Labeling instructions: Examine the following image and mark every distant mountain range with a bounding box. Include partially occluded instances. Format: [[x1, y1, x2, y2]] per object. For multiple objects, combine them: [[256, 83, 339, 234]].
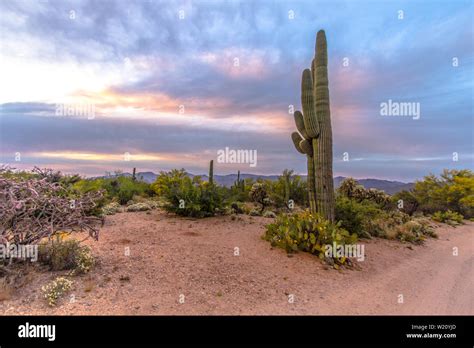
[[95, 172, 414, 195]]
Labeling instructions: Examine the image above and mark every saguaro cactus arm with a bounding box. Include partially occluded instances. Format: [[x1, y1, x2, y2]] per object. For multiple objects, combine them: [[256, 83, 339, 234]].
[[291, 132, 306, 154], [301, 69, 320, 139], [293, 111, 309, 140]]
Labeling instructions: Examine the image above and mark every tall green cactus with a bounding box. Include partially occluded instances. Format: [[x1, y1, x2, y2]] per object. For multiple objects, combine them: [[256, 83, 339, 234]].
[[291, 30, 335, 222], [209, 160, 214, 185]]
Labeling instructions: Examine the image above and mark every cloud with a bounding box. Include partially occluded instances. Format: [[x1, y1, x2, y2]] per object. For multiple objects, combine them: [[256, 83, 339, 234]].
[[0, 0, 472, 181]]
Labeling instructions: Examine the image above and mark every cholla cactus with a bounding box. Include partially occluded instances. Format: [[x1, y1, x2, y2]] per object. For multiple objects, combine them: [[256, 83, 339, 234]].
[[337, 178, 364, 199], [291, 30, 335, 221], [249, 182, 269, 213], [366, 188, 391, 206], [338, 178, 391, 206]]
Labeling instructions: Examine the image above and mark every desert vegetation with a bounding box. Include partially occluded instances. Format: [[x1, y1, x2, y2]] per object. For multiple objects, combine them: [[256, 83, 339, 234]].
[[0, 30, 472, 313], [0, 162, 472, 308]]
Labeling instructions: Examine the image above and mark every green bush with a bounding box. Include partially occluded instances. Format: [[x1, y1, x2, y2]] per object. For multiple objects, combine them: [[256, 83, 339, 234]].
[[334, 196, 431, 241], [392, 190, 419, 215], [73, 175, 153, 206], [269, 169, 308, 209], [229, 178, 253, 202], [264, 211, 357, 265], [413, 169, 473, 218], [335, 197, 385, 238], [432, 210, 464, 225], [151, 169, 225, 217], [38, 238, 95, 274]]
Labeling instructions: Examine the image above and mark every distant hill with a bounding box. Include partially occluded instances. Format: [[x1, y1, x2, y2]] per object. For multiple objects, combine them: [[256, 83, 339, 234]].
[[333, 176, 414, 195], [93, 172, 414, 195]]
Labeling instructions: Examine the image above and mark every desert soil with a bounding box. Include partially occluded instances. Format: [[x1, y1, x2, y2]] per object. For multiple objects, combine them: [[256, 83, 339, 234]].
[[0, 210, 472, 315]]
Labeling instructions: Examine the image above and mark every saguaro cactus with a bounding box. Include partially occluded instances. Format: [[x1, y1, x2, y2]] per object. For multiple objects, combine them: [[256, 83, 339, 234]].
[[291, 30, 335, 222], [209, 160, 214, 185]]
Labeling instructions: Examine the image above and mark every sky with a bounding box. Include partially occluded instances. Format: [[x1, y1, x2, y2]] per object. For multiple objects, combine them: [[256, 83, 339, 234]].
[[0, 0, 473, 182]]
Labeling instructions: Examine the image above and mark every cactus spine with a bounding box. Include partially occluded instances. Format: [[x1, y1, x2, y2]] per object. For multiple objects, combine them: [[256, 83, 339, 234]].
[[209, 160, 214, 185], [291, 30, 335, 222]]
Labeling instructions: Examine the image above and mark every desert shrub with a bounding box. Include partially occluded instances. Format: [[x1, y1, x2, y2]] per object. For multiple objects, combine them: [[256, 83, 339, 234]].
[[335, 196, 427, 240], [228, 177, 253, 202], [126, 202, 151, 212], [239, 202, 256, 215], [151, 169, 224, 217], [249, 209, 260, 216], [365, 214, 436, 243], [38, 239, 94, 274], [230, 202, 244, 214], [412, 218, 438, 238], [392, 190, 419, 215], [335, 197, 385, 238], [263, 210, 277, 218], [396, 221, 425, 244], [264, 211, 357, 265], [102, 202, 122, 215], [413, 169, 474, 217], [73, 175, 154, 206], [363, 210, 411, 238], [128, 195, 160, 207], [0, 166, 103, 246], [395, 219, 437, 243], [249, 183, 270, 213], [269, 169, 308, 209], [432, 210, 464, 225], [105, 176, 151, 205], [41, 277, 73, 306]]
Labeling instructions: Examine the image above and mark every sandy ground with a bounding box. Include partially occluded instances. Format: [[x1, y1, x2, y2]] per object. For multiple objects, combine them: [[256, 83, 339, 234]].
[[0, 210, 472, 315]]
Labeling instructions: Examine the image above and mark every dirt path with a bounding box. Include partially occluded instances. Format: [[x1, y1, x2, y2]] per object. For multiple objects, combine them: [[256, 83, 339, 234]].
[[1, 211, 472, 315]]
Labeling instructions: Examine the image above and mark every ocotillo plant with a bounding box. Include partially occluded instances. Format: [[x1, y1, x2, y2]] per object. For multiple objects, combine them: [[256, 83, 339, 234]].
[[209, 160, 214, 185], [291, 30, 335, 222]]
